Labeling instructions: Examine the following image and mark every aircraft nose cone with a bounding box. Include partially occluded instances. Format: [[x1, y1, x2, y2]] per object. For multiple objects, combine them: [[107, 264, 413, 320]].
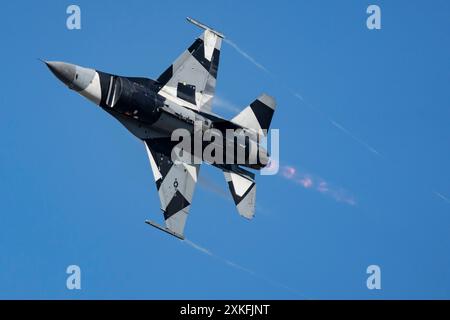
[[44, 61, 76, 87]]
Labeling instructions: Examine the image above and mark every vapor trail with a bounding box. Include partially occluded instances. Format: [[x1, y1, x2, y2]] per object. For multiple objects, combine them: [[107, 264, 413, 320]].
[[183, 239, 305, 298], [292, 92, 382, 157], [225, 38, 381, 158], [213, 95, 241, 113], [184, 239, 213, 256], [328, 119, 381, 156], [223, 38, 270, 74], [434, 191, 450, 205]]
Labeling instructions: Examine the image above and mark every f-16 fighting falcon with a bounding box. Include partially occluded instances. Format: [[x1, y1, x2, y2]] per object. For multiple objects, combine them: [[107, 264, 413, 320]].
[[44, 18, 277, 240]]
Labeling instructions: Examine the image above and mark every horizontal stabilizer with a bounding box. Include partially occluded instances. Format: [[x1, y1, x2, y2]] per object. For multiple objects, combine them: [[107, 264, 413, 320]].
[[223, 167, 256, 219], [232, 93, 276, 135]]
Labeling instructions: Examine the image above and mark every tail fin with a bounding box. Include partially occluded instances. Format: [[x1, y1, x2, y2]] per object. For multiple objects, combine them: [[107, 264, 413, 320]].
[[223, 166, 256, 219], [231, 93, 276, 134]]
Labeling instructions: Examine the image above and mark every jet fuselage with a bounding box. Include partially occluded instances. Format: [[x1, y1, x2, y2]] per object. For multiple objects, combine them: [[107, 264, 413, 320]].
[[45, 61, 269, 170]]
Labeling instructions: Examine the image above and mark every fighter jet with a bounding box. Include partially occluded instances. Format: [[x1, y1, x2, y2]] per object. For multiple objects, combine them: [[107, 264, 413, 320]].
[[44, 18, 277, 240]]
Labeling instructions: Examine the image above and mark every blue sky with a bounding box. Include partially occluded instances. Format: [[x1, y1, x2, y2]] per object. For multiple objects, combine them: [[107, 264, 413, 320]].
[[1, 0, 449, 299]]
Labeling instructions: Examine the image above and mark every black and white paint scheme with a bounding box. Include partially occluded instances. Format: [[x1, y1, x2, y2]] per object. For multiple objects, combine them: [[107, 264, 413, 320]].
[[44, 18, 277, 240]]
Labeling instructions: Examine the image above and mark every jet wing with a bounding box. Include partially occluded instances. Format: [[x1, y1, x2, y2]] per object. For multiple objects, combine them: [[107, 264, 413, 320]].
[[144, 140, 200, 239], [156, 18, 223, 113]]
